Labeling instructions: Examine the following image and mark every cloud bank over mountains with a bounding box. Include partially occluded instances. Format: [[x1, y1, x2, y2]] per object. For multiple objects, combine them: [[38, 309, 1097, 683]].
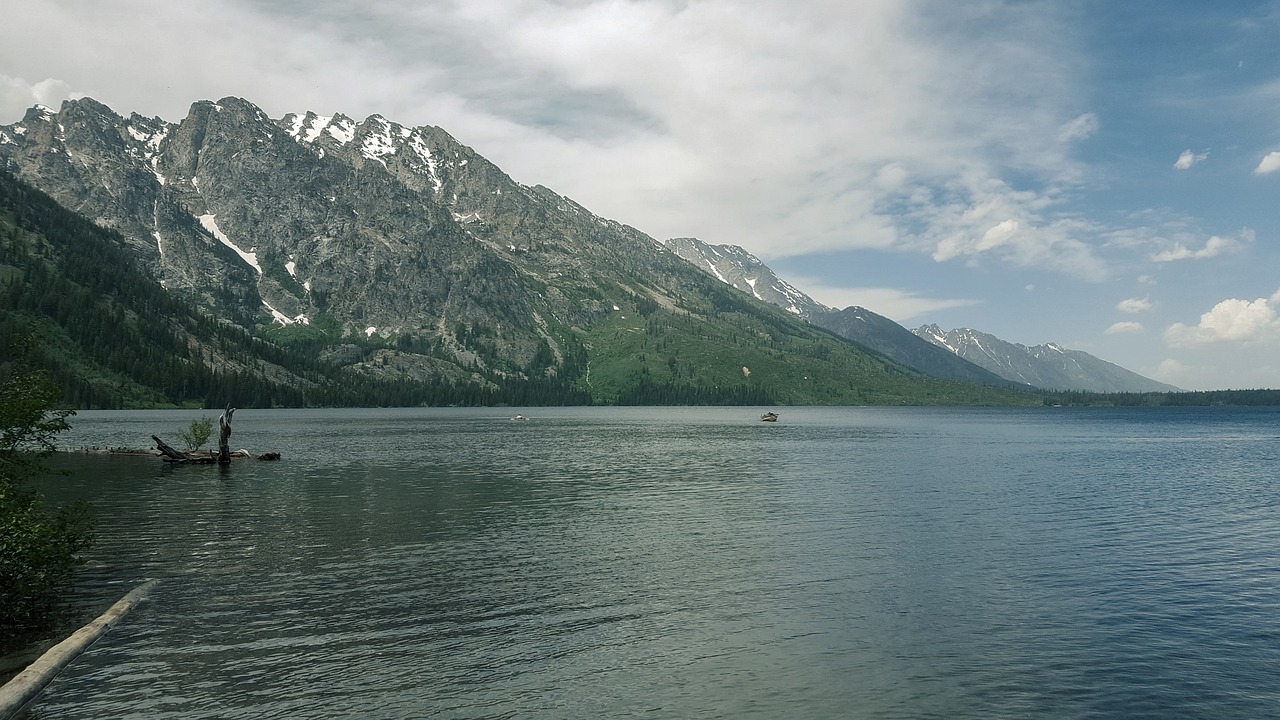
[[3, 0, 1280, 389]]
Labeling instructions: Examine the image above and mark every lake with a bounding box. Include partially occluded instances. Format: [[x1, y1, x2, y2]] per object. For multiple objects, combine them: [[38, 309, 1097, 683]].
[[21, 406, 1280, 718]]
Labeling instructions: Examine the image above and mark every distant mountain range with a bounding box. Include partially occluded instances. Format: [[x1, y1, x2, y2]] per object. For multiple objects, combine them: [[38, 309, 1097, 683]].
[[666, 237, 1179, 393], [0, 96, 1034, 407], [910, 325, 1181, 393]]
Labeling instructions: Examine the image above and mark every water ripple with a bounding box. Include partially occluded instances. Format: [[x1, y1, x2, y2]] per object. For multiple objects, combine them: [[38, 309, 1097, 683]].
[[27, 406, 1280, 719]]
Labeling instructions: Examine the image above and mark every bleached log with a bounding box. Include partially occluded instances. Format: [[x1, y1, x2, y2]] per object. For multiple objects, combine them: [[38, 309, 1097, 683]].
[[0, 581, 157, 719]]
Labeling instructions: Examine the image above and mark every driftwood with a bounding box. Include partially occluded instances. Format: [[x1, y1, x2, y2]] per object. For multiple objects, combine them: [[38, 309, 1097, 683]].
[[151, 408, 280, 464], [152, 435, 216, 464], [0, 580, 158, 718]]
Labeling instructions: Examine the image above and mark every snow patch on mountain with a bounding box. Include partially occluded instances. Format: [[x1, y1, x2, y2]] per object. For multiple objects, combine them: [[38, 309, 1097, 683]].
[[198, 214, 261, 274], [283, 112, 347, 146], [304, 116, 330, 143], [407, 133, 443, 194], [328, 116, 356, 144], [702, 258, 727, 283], [361, 117, 398, 166], [668, 237, 823, 319]]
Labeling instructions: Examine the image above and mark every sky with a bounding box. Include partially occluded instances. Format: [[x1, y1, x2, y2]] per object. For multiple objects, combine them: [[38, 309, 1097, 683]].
[[2, 0, 1279, 390]]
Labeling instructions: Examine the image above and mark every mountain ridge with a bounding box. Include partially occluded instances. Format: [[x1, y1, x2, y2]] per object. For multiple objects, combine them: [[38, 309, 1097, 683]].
[[666, 237, 1017, 387], [664, 236, 1177, 394], [911, 324, 1182, 393], [1, 96, 1033, 407]]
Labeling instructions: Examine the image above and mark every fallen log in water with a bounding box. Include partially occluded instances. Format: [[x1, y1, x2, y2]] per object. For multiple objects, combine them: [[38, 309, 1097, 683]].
[[151, 409, 281, 463], [0, 580, 158, 720], [152, 435, 216, 463]]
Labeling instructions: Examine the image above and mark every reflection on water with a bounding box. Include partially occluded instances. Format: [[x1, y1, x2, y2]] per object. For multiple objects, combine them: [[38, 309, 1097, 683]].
[[25, 406, 1280, 718]]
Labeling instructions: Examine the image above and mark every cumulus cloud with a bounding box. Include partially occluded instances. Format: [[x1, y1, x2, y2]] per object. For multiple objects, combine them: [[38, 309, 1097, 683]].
[[1151, 358, 1191, 383], [1256, 151, 1280, 175], [1174, 149, 1207, 170], [1105, 321, 1144, 335], [1150, 230, 1251, 262], [1116, 297, 1153, 313], [1165, 289, 1280, 346], [0, 0, 1114, 280], [0, 75, 84, 120], [927, 194, 1108, 281]]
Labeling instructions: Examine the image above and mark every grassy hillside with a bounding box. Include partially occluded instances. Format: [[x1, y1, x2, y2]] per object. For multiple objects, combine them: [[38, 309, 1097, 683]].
[[575, 285, 1035, 406]]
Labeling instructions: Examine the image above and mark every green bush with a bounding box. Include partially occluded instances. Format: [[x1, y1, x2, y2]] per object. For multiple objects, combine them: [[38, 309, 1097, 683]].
[[178, 416, 214, 452], [0, 483, 93, 637], [0, 366, 95, 642]]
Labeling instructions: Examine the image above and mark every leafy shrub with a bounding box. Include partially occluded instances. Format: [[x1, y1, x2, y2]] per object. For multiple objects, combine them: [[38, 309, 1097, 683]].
[[178, 416, 214, 452], [0, 367, 95, 643], [0, 483, 94, 639]]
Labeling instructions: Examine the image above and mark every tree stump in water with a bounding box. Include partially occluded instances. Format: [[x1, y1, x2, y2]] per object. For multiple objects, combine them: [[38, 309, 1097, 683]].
[[217, 407, 235, 465], [152, 407, 275, 464]]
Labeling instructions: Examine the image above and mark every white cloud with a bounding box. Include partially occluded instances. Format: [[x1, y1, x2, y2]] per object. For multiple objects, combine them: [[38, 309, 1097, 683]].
[[1150, 358, 1191, 383], [1150, 230, 1251, 262], [1116, 297, 1153, 313], [1164, 289, 1280, 346], [1105, 321, 1144, 335], [1256, 151, 1280, 175], [791, 279, 979, 323], [1174, 149, 1207, 170], [0, 0, 1113, 280], [1058, 113, 1099, 143], [928, 200, 1108, 281], [0, 75, 84, 120]]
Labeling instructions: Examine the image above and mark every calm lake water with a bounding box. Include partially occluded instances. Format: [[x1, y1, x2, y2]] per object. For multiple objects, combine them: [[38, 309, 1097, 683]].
[[22, 406, 1280, 718]]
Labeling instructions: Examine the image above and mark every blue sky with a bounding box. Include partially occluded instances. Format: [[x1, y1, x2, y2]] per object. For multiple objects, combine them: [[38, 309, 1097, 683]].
[[2, 0, 1278, 390]]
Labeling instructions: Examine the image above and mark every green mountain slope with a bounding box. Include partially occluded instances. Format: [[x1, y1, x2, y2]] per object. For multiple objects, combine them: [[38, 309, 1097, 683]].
[[1, 96, 1050, 408], [1, 168, 1039, 407], [576, 282, 1031, 405]]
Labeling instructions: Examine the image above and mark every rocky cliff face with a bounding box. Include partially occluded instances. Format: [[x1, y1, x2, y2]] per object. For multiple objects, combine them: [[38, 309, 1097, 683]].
[[0, 96, 720, 383], [912, 325, 1182, 393], [10, 95, 1016, 406]]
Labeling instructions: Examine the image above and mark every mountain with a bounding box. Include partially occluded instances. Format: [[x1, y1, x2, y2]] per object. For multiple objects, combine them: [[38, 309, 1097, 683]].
[[0, 168, 548, 408], [0, 97, 1033, 407], [662, 237, 1178, 395], [665, 238, 823, 318], [665, 237, 1014, 387], [911, 325, 1182, 393]]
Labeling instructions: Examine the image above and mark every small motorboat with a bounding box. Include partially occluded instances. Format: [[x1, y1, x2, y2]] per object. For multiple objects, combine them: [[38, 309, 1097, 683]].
[[513, 414, 527, 421], [760, 412, 779, 422]]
